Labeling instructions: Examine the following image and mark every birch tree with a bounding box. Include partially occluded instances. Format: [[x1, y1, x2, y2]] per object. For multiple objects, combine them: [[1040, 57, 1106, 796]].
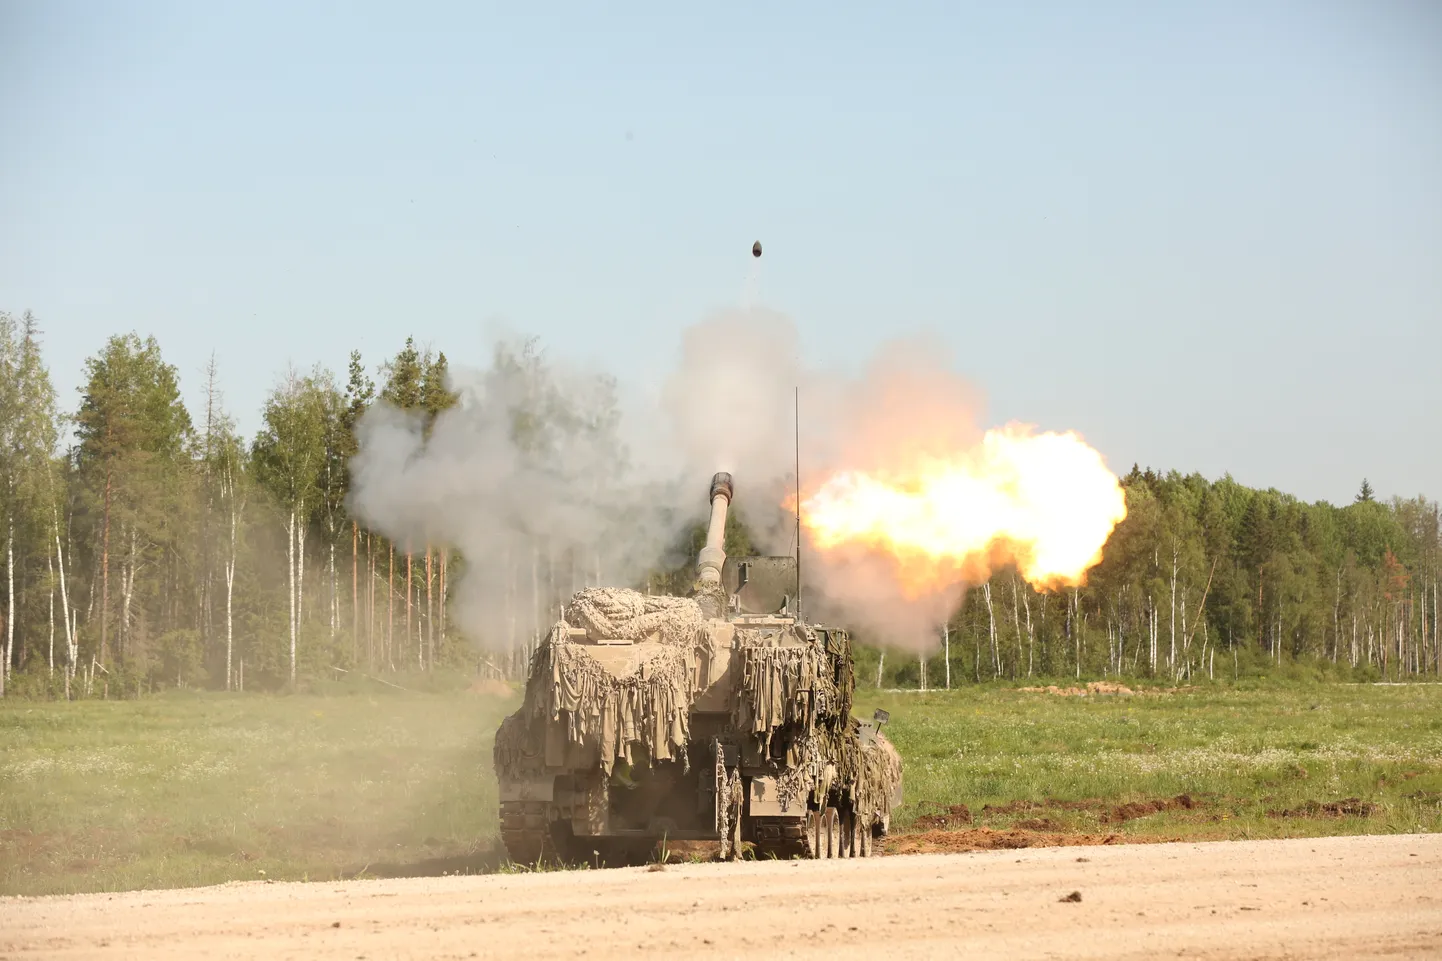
[[252, 368, 329, 686]]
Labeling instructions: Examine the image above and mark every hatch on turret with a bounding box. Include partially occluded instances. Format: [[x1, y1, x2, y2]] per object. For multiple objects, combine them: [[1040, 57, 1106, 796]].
[[722, 555, 798, 616]]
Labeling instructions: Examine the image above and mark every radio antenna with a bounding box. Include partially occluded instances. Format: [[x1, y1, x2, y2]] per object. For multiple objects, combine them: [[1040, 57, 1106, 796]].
[[795, 385, 802, 621]]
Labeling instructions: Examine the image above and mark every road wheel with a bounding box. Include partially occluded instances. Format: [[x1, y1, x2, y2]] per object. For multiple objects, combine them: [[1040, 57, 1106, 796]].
[[805, 810, 823, 859], [857, 818, 873, 858], [821, 808, 841, 859], [838, 810, 854, 858]]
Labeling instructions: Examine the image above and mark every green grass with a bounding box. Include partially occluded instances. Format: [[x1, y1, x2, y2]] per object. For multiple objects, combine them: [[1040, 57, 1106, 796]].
[[3, 680, 1440, 895], [854, 682, 1442, 842], [0, 683, 516, 895]]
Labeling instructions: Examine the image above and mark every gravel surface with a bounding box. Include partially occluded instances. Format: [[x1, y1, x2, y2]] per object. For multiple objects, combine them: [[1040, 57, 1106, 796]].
[[2, 833, 1439, 959]]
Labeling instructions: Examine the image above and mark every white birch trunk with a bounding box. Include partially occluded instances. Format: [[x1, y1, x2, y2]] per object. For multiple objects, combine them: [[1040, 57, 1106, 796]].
[[287, 509, 297, 685], [943, 623, 951, 689], [1009, 576, 1023, 680], [982, 582, 999, 678], [120, 528, 138, 660], [1169, 548, 1178, 673], [48, 553, 55, 675], [1021, 586, 1034, 677], [4, 519, 13, 692], [297, 509, 307, 656], [329, 540, 338, 638], [54, 520, 74, 678], [225, 510, 237, 691], [1074, 589, 1082, 679]]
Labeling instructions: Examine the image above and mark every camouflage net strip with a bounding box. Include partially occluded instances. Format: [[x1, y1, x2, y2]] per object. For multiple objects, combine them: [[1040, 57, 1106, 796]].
[[564, 588, 703, 645], [852, 735, 904, 826], [733, 646, 843, 753], [493, 624, 701, 778], [772, 728, 903, 826]]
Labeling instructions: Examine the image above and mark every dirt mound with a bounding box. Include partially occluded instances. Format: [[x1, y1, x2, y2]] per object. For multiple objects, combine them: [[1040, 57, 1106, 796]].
[[1018, 681, 1135, 696], [1267, 798, 1376, 819], [1102, 795, 1196, 824], [467, 678, 514, 697], [912, 804, 973, 830]]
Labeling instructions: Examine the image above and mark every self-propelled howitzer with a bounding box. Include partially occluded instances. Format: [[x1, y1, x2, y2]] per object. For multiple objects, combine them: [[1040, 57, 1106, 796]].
[[493, 472, 903, 864]]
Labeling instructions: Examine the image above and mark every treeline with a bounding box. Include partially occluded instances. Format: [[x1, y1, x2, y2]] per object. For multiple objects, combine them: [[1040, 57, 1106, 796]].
[[887, 470, 1441, 687], [1, 310, 1438, 698]]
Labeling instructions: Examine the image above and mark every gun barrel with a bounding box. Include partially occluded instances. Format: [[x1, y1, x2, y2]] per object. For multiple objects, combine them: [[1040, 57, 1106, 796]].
[[696, 472, 733, 585]]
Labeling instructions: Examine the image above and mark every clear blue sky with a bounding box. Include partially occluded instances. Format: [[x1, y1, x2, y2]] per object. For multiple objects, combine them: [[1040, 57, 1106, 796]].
[[2, 1, 1438, 505]]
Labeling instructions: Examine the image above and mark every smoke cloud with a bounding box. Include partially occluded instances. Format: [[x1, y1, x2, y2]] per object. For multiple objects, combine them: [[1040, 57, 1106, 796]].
[[348, 308, 993, 656]]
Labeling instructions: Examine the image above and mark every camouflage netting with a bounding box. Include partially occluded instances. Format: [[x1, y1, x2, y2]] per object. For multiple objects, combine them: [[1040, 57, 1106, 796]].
[[733, 645, 842, 754], [564, 587, 704, 645], [493, 622, 702, 779], [774, 728, 903, 825]]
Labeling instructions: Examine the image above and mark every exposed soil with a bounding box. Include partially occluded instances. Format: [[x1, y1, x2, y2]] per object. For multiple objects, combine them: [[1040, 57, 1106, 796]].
[[1268, 797, 1377, 819], [912, 803, 973, 830], [3, 834, 1436, 960], [887, 827, 1132, 854], [900, 792, 1382, 852]]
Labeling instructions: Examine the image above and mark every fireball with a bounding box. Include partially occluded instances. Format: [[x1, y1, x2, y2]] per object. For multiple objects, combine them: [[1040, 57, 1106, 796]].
[[800, 424, 1126, 597]]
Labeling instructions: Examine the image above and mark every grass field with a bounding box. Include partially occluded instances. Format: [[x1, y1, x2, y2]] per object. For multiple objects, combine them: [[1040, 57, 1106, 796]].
[[856, 682, 1442, 848], [2, 679, 1440, 894]]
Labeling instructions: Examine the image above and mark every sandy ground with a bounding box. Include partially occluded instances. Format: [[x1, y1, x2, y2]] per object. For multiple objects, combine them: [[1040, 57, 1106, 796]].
[[2, 833, 1439, 960]]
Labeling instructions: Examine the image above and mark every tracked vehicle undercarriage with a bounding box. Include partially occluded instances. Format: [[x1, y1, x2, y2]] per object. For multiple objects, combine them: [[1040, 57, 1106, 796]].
[[493, 472, 903, 864]]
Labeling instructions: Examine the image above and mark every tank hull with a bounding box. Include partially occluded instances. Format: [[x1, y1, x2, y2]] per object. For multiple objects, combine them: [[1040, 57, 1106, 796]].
[[494, 595, 903, 865]]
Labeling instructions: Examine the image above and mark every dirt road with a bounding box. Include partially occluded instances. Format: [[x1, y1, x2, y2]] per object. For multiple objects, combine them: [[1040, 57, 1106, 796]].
[[2, 833, 1439, 960]]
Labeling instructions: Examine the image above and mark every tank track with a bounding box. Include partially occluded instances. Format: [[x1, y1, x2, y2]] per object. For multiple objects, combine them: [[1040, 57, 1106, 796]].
[[500, 826, 554, 867]]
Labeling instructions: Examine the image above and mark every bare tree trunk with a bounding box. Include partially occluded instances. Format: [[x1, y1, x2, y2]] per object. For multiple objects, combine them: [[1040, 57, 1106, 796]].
[[1333, 569, 1342, 664], [1148, 595, 1157, 673], [99, 468, 112, 665], [1169, 547, 1178, 673], [982, 581, 999, 678], [425, 547, 434, 670], [1021, 584, 1034, 677], [386, 545, 394, 670], [1009, 575, 1023, 680], [54, 517, 74, 680], [287, 509, 297, 686], [120, 526, 138, 662], [1074, 589, 1083, 678], [1351, 611, 1358, 667], [439, 551, 447, 646], [943, 622, 951, 689], [406, 552, 416, 669], [351, 522, 358, 663], [296, 508, 307, 679], [4, 519, 14, 692], [224, 502, 237, 691], [367, 534, 375, 669], [876, 649, 885, 689], [48, 553, 55, 676]]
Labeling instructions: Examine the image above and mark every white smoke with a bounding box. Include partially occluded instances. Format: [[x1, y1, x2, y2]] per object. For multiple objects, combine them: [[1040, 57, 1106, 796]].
[[349, 308, 988, 654]]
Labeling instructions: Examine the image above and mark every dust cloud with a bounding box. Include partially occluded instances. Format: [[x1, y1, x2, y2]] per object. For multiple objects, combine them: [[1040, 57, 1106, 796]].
[[348, 308, 992, 655]]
